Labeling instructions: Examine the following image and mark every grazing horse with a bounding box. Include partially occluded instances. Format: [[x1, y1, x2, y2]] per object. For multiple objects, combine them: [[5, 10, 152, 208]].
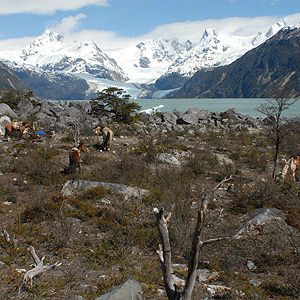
[[280, 155, 300, 182], [69, 142, 86, 173], [5, 121, 35, 141], [95, 126, 114, 151]]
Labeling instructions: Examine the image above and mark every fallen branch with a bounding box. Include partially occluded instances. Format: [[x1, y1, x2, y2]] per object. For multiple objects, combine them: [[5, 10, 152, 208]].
[[23, 246, 62, 287]]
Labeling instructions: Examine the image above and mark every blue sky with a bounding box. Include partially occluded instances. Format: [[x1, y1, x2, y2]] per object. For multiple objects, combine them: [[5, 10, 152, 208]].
[[0, 0, 299, 51]]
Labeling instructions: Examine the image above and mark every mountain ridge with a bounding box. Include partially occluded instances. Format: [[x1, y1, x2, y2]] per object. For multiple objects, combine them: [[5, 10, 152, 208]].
[[0, 61, 30, 92], [171, 26, 300, 98], [0, 19, 298, 99]]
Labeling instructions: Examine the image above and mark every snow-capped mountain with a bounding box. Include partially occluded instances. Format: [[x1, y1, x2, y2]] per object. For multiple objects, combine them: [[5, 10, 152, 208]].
[[163, 19, 287, 79], [172, 25, 300, 98], [6, 30, 129, 82], [0, 19, 293, 99], [108, 38, 192, 84]]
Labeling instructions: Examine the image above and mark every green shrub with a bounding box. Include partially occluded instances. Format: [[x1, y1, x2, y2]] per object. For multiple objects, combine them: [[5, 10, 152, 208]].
[[79, 186, 108, 201]]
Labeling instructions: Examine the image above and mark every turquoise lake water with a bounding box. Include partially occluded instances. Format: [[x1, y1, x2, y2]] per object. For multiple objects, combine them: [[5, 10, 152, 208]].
[[134, 98, 300, 118], [60, 98, 300, 118]]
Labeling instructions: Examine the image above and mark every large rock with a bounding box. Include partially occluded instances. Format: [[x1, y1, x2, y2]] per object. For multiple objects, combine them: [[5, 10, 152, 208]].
[[62, 180, 150, 200], [177, 113, 199, 125], [185, 107, 211, 120], [17, 100, 35, 117], [197, 110, 212, 120], [95, 276, 143, 300], [161, 112, 177, 125], [185, 107, 201, 114], [59, 105, 82, 117], [234, 207, 287, 239], [0, 103, 17, 119], [156, 153, 181, 166]]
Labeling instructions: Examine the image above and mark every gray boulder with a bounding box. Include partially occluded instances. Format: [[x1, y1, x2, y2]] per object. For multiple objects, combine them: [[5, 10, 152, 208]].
[[58, 106, 83, 119], [244, 115, 259, 128], [172, 124, 184, 132], [0, 103, 17, 119], [17, 100, 35, 117], [247, 207, 286, 225], [177, 113, 199, 125], [185, 107, 201, 114], [139, 112, 151, 122], [225, 108, 246, 123], [161, 112, 177, 125], [198, 110, 212, 120], [95, 276, 143, 300], [234, 207, 287, 239], [62, 180, 150, 200], [156, 153, 181, 166]]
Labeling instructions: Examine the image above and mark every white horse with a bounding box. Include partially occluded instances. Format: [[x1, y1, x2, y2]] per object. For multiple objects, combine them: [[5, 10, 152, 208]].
[[280, 155, 300, 182]]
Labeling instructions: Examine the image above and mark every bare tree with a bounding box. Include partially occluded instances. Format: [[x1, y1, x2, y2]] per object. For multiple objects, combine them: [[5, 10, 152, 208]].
[[256, 89, 299, 180], [154, 176, 231, 300]]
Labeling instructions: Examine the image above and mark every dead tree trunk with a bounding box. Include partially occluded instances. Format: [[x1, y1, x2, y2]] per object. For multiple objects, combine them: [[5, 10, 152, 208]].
[[154, 176, 231, 300], [71, 123, 80, 146]]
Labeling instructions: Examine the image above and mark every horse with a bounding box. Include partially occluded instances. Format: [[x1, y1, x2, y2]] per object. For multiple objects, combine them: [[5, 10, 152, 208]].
[[4, 121, 35, 141], [280, 155, 300, 182], [95, 126, 114, 151], [69, 142, 87, 173]]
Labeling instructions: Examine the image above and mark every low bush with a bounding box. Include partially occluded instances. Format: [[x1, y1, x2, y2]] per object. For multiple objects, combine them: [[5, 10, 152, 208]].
[[230, 181, 278, 214]]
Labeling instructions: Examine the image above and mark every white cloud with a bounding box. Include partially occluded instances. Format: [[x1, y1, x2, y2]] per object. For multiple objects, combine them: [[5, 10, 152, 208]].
[[48, 14, 87, 35], [1, 13, 300, 56], [50, 14, 296, 54], [0, 0, 108, 15], [142, 16, 279, 43], [285, 13, 300, 26]]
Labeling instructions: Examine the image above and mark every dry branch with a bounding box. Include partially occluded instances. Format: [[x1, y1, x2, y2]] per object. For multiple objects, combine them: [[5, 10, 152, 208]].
[[2, 226, 18, 248], [23, 246, 61, 287]]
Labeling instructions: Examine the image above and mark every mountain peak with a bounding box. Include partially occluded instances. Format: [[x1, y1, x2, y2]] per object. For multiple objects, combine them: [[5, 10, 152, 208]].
[[203, 28, 217, 38], [265, 18, 287, 38], [31, 30, 63, 48], [21, 30, 63, 60]]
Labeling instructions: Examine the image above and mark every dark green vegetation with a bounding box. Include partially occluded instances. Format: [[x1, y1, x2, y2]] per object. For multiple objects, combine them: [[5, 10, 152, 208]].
[[0, 113, 300, 299], [91, 87, 141, 124], [172, 27, 300, 98]]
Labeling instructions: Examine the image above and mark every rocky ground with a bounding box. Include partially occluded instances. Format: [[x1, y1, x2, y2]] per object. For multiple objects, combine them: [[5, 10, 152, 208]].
[[0, 98, 299, 300]]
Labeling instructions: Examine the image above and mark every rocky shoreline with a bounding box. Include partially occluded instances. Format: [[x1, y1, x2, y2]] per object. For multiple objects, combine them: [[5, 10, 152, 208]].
[[0, 99, 264, 137]]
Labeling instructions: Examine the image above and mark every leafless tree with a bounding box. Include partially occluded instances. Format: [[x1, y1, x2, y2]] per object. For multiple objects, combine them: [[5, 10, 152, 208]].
[[154, 176, 231, 300], [256, 88, 299, 180]]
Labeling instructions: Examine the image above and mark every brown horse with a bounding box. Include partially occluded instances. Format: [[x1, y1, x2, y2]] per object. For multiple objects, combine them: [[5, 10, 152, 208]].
[[69, 142, 86, 173], [95, 126, 114, 151], [4, 121, 35, 141]]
